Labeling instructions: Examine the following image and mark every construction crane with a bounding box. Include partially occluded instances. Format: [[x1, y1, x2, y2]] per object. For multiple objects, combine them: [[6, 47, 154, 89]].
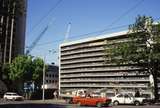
[[64, 22, 71, 42], [26, 19, 55, 55], [26, 26, 48, 55]]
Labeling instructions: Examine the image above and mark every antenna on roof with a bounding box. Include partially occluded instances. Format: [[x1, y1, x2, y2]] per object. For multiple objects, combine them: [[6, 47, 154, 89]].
[[64, 22, 71, 42]]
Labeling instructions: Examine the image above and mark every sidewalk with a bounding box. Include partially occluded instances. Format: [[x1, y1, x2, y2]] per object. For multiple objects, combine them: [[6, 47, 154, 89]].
[[0, 99, 67, 105], [32, 99, 66, 104]]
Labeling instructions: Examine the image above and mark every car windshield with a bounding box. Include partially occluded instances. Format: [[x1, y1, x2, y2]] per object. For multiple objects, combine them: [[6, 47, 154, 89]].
[[6, 93, 17, 95], [117, 94, 123, 97], [12, 93, 18, 96]]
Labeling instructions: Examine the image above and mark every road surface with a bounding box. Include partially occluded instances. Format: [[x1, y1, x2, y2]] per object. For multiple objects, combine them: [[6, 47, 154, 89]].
[[0, 99, 160, 108]]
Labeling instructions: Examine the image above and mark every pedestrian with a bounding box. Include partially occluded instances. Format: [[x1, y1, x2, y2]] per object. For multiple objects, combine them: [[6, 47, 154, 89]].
[[53, 91, 57, 99], [135, 89, 140, 97]]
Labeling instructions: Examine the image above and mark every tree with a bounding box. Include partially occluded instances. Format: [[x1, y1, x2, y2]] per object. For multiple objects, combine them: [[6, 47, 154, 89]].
[[4, 55, 45, 92], [1, 63, 12, 91], [104, 15, 160, 100], [32, 57, 44, 88], [8, 55, 32, 91], [9, 55, 32, 81]]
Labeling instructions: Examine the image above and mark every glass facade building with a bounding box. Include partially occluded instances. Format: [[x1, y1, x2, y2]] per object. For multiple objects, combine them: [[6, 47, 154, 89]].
[[0, 0, 27, 65]]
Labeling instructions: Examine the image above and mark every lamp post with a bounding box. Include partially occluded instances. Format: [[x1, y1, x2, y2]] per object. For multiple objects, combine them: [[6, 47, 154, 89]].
[[42, 49, 56, 101], [145, 18, 155, 99], [42, 56, 46, 101]]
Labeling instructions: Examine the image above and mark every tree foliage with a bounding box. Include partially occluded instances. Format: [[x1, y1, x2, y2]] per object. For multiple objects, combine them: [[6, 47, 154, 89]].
[[9, 55, 32, 81], [32, 57, 44, 84], [104, 15, 160, 99], [105, 15, 160, 68], [4, 55, 45, 91]]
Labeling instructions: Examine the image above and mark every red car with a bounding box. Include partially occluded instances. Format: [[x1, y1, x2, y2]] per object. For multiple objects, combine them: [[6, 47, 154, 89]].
[[71, 96, 111, 107]]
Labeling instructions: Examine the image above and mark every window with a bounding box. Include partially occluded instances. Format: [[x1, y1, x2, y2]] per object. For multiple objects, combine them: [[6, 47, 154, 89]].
[[117, 94, 123, 97], [124, 94, 129, 98], [6, 94, 12, 96]]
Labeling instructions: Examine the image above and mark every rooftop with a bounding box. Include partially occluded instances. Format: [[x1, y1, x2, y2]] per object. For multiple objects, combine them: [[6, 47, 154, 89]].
[[60, 30, 128, 47]]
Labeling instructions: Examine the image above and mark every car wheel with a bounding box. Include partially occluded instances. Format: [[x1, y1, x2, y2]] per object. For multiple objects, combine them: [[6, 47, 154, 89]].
[[12, 98, 15, 101], [4, 98, 7, 101], [96, 102, 102, 108], [113, 101, 119, 106], [21, 98, 24, 101], [135, 101, 140, 106], [66, 99, 72, 104], [77, 101, 81, 106]]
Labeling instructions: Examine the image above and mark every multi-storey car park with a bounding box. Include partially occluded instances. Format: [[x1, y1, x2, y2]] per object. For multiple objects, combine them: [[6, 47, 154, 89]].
[[59, 31, 160, 98]]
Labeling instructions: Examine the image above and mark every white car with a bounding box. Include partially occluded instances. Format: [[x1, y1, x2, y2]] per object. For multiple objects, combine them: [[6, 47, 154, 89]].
[[3, 92, 24, 101], [111, 93, 146, 106]]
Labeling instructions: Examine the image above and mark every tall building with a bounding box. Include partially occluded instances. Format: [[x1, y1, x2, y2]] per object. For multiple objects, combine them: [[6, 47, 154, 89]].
[[44, 64, 59, 90], [0, 0, 27, 92], [40, 64, 58, 99], [0, 0, 27, 65], [59, 31, 160, 98]]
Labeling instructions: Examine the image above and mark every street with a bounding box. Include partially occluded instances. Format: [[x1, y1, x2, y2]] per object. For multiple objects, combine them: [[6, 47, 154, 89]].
[[66, 105, 160, 108], [0, 99, 160, 108], [0, 104, 160, 108]]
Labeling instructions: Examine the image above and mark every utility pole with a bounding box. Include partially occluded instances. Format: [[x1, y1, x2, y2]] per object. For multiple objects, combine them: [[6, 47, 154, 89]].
[[145, 17, 155, 100], [42, 56, 46, 101], [42, 49, 56, 101]]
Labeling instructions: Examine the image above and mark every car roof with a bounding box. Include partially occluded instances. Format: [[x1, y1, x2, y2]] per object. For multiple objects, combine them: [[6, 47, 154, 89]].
[[5, 92, 17, 94], [116, 93, 133, 96]]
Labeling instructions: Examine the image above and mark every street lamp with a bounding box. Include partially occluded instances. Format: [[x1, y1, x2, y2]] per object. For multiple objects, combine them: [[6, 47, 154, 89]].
[[42, 49, 56, 101], [42, 56, 46, 101]]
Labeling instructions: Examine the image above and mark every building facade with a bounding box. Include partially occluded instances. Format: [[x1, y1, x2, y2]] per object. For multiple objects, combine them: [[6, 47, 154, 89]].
[[59, 31, 160, 98], [44, 64, 59, 90], [0, 0, 27, 65], [0, 0, 27, 93]]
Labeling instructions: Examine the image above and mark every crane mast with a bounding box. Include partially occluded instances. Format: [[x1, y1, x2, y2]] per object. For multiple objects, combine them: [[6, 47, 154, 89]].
[[26, 25, 48, 55], [26, 18, 55, 55], [64, 22, 71, 41]]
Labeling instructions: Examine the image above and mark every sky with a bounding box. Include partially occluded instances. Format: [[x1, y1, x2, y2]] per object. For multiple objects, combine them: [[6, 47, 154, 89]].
[[26, 0, 160, 65]]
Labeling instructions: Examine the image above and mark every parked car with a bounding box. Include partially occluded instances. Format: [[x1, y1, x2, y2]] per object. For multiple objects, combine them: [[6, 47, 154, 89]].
[[3, 92, 24, 101], [111, 93, 146, 106], [71, 95, 111, 107], [90, 92, 101, 97]]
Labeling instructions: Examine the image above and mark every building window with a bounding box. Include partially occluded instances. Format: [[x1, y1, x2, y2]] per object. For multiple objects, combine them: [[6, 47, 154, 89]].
[[49, 80, 51, 83], [52, 80, 54, 83]]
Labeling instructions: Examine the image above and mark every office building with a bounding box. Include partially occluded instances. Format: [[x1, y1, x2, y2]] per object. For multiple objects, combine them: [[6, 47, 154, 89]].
[[0, 0, 27, 65], [44, 64, 59, 90], [59, 31, 160, 98], [0, 0, 27, 93]]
